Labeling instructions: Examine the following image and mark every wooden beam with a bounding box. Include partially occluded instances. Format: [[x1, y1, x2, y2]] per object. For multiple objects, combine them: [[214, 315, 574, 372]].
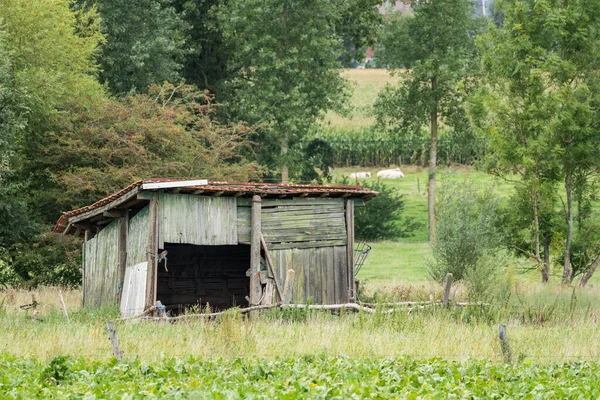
[[299, 193, 309, 198], [260, 233, 284, 301], [70, 187, 139, 224], [214, 191, 225, 197], [103, 210, 127, 218], [116, 211, 129, 304], [192, 189, 204, 195], [145, 193, 159, 312], [249, 195, 263, 312], [73, 221, 95, 233], [320, 193, 330, 198], [62, 222, 73, 236], [346, 199, 355, 301], [234, 192, 246, 197]]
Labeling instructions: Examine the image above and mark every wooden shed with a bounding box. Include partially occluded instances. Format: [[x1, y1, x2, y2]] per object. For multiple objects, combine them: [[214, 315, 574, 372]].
[[53, 179, 376, 316]]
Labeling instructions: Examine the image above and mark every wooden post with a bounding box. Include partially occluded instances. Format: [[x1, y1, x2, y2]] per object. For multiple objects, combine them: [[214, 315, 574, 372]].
[[106, 321, 123, 362], [498, 324, 512, 363], [345, 200, 355, 301], [59, 291, 70, 323], [116, 211, 128, 304], [82, 229, 92, 307], [282, 269, 295, 305], [417, 177, 420, 194], [249, 195, 263, 309], [442, 272, 453, 308], [145, 193, 159, 312]]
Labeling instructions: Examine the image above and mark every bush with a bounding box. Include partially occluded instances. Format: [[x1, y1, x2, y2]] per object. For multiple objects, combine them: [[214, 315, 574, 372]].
[[354, 180, 421, 241], [428, 182, 505, 287]]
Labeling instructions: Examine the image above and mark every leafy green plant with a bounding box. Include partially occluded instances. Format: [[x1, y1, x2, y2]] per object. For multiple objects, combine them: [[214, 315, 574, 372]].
[[428, 182, 505, 285], [353, 180, 421, 241]]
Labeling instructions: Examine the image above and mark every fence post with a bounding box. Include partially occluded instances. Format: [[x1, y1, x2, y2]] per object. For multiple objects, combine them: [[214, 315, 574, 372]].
[[498, 324, 512, 363], [59, 291, 70, 323], [106, 321, 124, 362], [442, 273, 453, 308]]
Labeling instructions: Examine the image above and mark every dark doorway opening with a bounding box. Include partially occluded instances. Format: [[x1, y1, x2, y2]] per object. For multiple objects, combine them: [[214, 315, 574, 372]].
[[156, 243, 250, 312]]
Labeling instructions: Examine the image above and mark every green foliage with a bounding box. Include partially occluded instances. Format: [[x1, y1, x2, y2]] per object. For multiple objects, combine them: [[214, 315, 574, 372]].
[[428, 182, 504, 282], [28, 83, 262, 224], [2, 354, 600, 397], [354, 180, 420, 241], [216, 0, 357, 179], [9, 232, 82, 287], [87, 0, 188, 95], [375, 0, 482, 136], [0, 0, 105, 123], [475, 0, 600, 282]]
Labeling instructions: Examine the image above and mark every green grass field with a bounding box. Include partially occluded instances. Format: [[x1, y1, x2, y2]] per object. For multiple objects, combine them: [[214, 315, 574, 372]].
[[335, 165, 520, 284]]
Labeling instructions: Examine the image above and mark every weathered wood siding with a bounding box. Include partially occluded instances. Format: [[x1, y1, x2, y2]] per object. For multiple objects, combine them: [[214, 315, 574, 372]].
[[83, 219, 120, 307], [270, 246, 348, 304], [158, 193, 237, 248], [127, 206, 149, 267], [238, 198, 346, 250]]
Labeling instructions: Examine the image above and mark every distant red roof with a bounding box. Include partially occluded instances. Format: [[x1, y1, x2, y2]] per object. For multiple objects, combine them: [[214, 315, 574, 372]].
[[54, 179, 377, 235]]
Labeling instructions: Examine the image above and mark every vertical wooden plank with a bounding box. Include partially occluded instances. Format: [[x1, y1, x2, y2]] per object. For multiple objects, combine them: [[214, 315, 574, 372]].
[[249, 195, 262, 308], [309, 249, 320, 304], [292, 250, 304, 303], [145, 193, 159, 311], [339, 246, 349, 303], [117, 212, 128, 303], [319, 248, 327, 304], [345, 200, 355, 300], [325, 246, 335, 304]]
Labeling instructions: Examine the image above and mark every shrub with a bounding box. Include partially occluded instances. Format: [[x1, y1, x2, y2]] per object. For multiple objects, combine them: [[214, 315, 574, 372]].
[[354, 180, 421, 241], [428, 181, 505, 286]]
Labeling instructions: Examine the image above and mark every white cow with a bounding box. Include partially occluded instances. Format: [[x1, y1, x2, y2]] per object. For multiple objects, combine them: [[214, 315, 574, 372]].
[[348, 171, 371, 179], [377, 168, 405, 179]]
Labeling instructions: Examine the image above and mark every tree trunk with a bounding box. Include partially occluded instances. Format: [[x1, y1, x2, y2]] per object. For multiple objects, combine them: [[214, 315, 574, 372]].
[[580, 252, 600, 287], [563, 170, 573, 284], [281, 132, 289, 184], [428, 77, 438, 243], [532, 189, 542, 265], [542, 233, 550, 283]]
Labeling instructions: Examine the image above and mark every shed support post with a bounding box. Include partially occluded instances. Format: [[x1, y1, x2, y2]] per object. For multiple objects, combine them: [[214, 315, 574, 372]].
[[345, 199, 355, 301], [116, 211, 128, 304], [145, 193, 159, 312], [250, 195, 263, 313]]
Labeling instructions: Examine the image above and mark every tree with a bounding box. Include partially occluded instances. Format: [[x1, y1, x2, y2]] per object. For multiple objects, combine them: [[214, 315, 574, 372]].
[[475, 0, 600, 284], [216, 0, 379, 183], [0, 26, 36, 252], [375, 0, 482, 242], [29, 84, 263, 223], [85, 0, 188, 95]]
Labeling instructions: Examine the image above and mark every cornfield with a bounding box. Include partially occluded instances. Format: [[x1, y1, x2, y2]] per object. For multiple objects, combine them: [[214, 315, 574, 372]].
[[313, 126, 487, 167]]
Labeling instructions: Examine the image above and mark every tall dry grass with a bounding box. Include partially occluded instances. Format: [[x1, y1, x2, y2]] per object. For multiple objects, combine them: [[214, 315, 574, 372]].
[[2, 283, 600, 363]]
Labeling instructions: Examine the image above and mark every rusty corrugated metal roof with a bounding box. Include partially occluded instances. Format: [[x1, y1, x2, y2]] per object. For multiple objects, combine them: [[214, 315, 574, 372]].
[[53, 179, 377, 235]]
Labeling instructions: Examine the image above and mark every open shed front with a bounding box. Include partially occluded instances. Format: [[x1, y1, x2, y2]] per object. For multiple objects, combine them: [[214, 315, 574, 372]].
[[54, 180, 376, 317]]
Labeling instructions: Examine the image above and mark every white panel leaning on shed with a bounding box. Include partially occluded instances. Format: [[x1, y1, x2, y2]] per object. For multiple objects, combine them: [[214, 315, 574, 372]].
[[120, 262, 148, 317]]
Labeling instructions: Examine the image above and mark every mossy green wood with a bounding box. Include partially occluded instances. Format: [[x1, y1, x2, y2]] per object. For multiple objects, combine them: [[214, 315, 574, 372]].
[[126, 206, 150, 267], [237, 199, 346, 249], [269, 246, 348, 304], [83, 219, 120, 307], [158, 193, 237, 248]]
